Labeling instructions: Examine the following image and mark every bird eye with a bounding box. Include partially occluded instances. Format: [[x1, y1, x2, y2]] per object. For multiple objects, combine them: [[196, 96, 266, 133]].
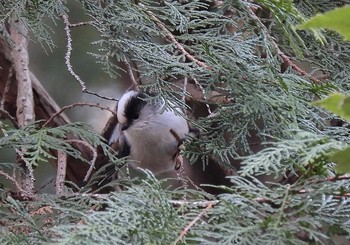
[[132, 113, 139, 120]]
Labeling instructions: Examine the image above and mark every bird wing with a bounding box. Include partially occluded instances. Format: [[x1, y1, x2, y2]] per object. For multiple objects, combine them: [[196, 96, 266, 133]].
[[97, 122, 131, 187]]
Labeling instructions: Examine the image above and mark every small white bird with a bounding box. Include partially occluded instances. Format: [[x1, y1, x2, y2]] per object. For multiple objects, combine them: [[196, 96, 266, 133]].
[[109, 90, 189, 176]]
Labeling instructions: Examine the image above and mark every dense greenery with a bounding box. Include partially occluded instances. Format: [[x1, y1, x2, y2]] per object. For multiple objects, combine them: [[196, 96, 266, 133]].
[[1, 0, 350, 244]]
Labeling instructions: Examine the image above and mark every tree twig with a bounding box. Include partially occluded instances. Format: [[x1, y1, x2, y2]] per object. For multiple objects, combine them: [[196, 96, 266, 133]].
[[56, 150, 67, 196], [244, 5, 321, 84], [140, 4, 212, 71], [279, 54, 321, 84], [0, 108, 18, 128], [61, 12, 118, 101], [191, 76, 212, 115], [175, 202, 213, 243], [326, 174, 350, 182], [42, 102, 116, 128], [66, 139, 98, 182], [61, 14, 86, 91], [69, 21, 94, 28], [124, 59, 139, 89], [0, 170, 26, 193], [0, 66, 13, 109]]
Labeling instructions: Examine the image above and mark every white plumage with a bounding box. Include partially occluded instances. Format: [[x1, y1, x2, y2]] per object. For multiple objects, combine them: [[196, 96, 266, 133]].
[[110, 90, 189, 175]]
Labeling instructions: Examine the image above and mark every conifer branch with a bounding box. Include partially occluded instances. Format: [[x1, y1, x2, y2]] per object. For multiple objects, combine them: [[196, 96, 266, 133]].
[[140, 4, 212, 71], [244, 5, 321, 84]]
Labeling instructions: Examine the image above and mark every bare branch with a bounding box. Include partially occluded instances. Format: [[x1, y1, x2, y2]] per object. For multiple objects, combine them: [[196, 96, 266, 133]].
[[69, 21, 94, 28], [61, 14, 86, 91], [169, 199, 220, 208], [280, 54, 321, 84], [0, 66, 13, 109], [61, 13, 118, 101], [0, 170, 25, 193], [56, 150, 67, 196], [171, 78, 230, 105], [66, 139, 98, 182], [191, 76, 212, 114], [42, 102, 116, 128], [175, 201, 213, 244], [0, 108, 18, 128], [124, 59, 139, 89]]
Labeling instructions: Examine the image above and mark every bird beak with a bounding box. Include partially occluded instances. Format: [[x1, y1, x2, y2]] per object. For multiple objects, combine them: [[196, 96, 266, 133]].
[[121, 123, 130, 131]]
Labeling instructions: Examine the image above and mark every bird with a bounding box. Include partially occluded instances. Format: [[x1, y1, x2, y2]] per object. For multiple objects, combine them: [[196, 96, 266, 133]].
[[106, 90, 190, 179], [93, 90, 231, 194]]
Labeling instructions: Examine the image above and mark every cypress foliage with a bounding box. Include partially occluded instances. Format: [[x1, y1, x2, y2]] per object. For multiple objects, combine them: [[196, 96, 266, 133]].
[[1, 0, 350, 244]]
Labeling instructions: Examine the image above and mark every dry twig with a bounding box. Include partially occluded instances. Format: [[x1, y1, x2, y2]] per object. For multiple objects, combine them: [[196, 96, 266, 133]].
[[0, 66, 13, 109], [56, 150, 67, 195], [191, 76, 212, 115], [61, 12, 117, 101], [124, 60, 139, 89], [175, 202, 213, 244], [42, 102, 116, 128], [0, 108, 18, 128], [0, 170, 26, 194], [66, 139, 98, 182]]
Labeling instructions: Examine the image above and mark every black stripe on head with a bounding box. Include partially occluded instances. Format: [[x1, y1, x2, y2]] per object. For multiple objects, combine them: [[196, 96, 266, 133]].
[[124, 92, 148, 123]]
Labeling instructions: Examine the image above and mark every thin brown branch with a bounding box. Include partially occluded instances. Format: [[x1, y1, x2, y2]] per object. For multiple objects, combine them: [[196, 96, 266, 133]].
[[56, 150, 67, 195], [175, 202, 213, 244], [83, 90, 119, 101], [42, 102, 116, 128], [1, 66, 13, 109], [140, 4, 212, 71], [279, 54, 321, 84], [0, 108, 18, 128], [325, 174, 350, 182], [169, 200, 219, 208], [191, 76, 212, 114], [172, 78, 231, 104], [182, 77, 188, 103], [66, 139, 98, 182], [69, 21, 94, 28], [245, 6, 321, 84], [0, 170, 25, 193], [124, 60, 139, 89]]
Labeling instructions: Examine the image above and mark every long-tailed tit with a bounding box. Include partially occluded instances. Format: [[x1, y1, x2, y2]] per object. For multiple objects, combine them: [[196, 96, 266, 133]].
[[108, 90, 189, 176]]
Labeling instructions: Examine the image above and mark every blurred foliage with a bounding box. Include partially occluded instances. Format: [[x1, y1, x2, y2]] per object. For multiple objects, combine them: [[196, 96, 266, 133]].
[[298, 5, 350, 41]]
